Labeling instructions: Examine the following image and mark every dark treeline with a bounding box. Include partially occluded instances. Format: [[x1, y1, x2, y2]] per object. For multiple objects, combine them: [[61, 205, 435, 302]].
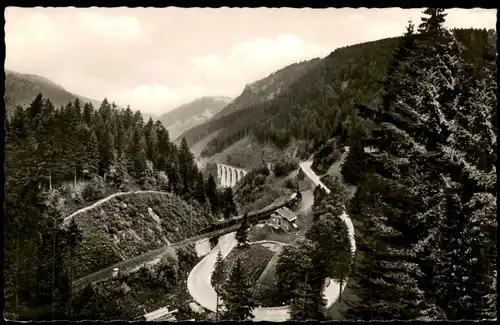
[[275, 176, 351, 320], [180, 27, 495, 158], [260, 9, 497, 321], [4, 96, 235, 320], [343, 10, 497, 320]]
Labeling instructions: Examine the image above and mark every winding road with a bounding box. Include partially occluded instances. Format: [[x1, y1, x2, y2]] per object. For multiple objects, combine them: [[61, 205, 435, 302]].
[[64, 159, 356, 320], [187, 161, 357, 321]]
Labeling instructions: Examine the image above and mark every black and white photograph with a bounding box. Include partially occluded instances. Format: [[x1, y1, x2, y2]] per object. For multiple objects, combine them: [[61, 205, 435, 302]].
[[3, 6, 497, 321]]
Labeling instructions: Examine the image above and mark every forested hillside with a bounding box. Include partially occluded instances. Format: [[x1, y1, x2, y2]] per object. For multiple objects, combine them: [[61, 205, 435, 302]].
[[342, 13, 497, 321], [72, 244, 203, 321], [271, 10, 497, 321], [68, 191, 214, 279], [5, 70, 156, 121], [179, 58, 321, 146], [214, 58, 322, 118], [180, 28, 496, 159], [3, 94, 235, 320]]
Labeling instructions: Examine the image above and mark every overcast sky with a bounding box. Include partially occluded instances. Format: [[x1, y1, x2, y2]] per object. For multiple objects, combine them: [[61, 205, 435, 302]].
[[5, 7, 497, 115]]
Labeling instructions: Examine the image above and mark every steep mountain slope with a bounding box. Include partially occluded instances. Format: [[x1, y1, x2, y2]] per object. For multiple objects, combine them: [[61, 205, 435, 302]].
[[4, 70, 156, 121], [5, 70, 99, 116], [69, 191, 214, 279], [181, 28, 496, 161], [178, 58, 322, 146], [214, 59, 322, 118], [159, 96, 232, 140]]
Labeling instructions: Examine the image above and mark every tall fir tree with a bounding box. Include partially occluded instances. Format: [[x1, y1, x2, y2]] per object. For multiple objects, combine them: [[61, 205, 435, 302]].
[[84, 129, 100, 176], [205, 173, 219, 213], [26, 93, 44, 123], [236, 212, 249, 247], [129, 128, 148, 178], [167, 161, 183, 194], [98, 127, 115, 175], [350, 7, 497, 321], [343, 183, 432, 320], [221, 258, 255, 321], [178, 137, 197, 196], [275, 237, 315, 303], [222, 188, 237, 219], [82, 102, 94, 126], [212, 249, 226, 320], [340, 139, 368, 185], [193, 171, 207, 205], [289, 279, 318, 321]]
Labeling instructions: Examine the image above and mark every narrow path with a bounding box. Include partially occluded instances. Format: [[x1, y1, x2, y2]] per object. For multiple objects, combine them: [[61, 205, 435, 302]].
[[70, 188, 292, 290], [62, 190, 173, 226], [187, 160, 357, 321]]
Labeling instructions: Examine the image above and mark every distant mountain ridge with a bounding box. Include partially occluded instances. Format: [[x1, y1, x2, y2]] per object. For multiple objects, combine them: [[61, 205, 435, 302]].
[[179, 28, 496, 160], [213, 58, 322, 119], [4, 69, 156, 121], [178, 58, 322, 145], [158, 96, 233, 140]]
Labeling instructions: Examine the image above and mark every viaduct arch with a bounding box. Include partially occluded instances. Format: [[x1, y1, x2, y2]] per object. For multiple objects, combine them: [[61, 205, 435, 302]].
[[216, 163, 248, 188]]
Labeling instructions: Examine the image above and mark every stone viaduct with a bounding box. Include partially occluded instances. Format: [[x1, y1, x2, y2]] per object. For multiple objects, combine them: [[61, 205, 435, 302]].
[[216, 163, 248, 188]]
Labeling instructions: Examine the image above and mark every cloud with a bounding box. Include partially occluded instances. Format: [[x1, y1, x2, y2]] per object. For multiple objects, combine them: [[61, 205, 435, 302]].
[[444, 8, 497, 30], [186, 33, 331, 99], [192, 54, 224, 70], [4, 7, 496, 116], [76, 12, 141, 39], [229, 34, 330, 64], [110, 84, 207, 112]]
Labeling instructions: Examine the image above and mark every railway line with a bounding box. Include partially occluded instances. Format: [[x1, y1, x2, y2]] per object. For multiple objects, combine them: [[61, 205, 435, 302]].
[[72, 191, 302, 291]]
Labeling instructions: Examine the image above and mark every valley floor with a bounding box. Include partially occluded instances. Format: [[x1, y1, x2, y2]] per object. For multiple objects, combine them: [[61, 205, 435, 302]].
[[187, 160, 357, 321]]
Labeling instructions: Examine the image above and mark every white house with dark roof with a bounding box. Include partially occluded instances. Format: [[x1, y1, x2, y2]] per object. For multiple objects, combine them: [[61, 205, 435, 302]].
[[269, 207, 298, 232]]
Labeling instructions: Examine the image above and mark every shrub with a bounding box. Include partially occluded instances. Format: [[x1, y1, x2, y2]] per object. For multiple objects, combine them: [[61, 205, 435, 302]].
[[140, 161, 157, 190], [254, 174, 267, 186], [82, 176, 105, 201], [58, 183, 73, 196], [108, 226, 118, 235], [176, 244, 198, 274], [106, 158, 128, 190], [312, 139, 344, 175], [255, 165, 271, 177], [36, 189, 67, 223], [273, 158, 299, 177], [285, 178, 299, 190], [154, 254, 179, 289], [71, 190, 84, 204], [157, 171, 169, 191], [297, 168, 305, 180]]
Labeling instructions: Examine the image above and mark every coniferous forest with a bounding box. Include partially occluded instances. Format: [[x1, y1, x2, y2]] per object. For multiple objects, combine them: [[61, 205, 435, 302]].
[[343, 10, 497, 320], [180, 27, 495, 159], [4, 96, 234, 320], [3, 7, 497, 322], [270, 9, 497, 322]]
